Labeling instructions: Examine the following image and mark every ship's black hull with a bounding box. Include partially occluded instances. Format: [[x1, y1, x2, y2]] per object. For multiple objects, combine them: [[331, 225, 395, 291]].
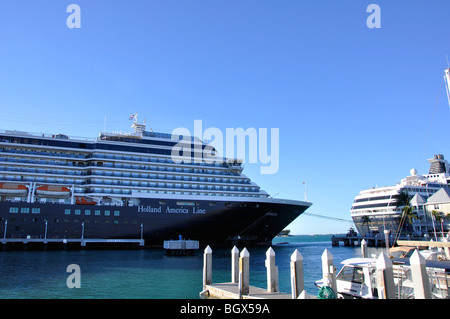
[[0, 197, 310, 247]]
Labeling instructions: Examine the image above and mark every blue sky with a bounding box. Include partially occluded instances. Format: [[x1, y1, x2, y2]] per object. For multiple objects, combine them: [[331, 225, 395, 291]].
[[1, 1, 450, 234]]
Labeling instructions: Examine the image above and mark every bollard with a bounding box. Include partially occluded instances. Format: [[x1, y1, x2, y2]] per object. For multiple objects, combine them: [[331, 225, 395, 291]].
[[321, 249, 336, 293], [231, 246, 239, 283], [239, 248, 250, 297], [376, 252, 395, 299], [361, 239, 368, 258], [410, 249, 432, 299], [290, 249, 304, 299], [265, 247, 279, 292], [203, 245, 212, 289]]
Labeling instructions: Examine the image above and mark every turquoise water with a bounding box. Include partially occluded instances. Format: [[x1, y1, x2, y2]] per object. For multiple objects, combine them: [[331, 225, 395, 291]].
[[0, 235, 382, 298]]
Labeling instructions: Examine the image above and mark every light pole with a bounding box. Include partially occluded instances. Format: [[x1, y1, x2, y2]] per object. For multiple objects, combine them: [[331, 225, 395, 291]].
[[3, 220, 7, 241]]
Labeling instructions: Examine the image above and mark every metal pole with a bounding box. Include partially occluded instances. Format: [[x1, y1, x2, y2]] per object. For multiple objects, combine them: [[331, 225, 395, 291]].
[[384, 229, 390, 256], [81, 222, 84, 240], [44, 220, 48, 239], [3, 220, 7, 240], [140, 223, 143, 240]]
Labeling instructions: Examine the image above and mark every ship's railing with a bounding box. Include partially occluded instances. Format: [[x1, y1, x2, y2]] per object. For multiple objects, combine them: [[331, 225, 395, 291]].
[[0, 129, 96, 142]]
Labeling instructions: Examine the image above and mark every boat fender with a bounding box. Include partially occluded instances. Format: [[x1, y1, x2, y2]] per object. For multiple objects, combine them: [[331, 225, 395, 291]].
[[317, 286, 336, 299]]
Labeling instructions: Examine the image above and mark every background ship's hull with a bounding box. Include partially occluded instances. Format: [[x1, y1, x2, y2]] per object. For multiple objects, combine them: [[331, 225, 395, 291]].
[[0, 198, 309, 246], [352, 213, 403, 236]]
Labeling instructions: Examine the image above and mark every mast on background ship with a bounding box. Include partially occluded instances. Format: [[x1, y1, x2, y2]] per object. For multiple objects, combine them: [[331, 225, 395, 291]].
[[444, 67, 450, 109]]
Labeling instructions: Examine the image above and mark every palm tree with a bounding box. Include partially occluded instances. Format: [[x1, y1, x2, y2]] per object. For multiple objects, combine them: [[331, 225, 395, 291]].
[[361, 215, 371, 235], [393, 190, 417, 242], [402, 204, 418, 228], [432, 210, 445, 238], [397, 190, 411, 207]]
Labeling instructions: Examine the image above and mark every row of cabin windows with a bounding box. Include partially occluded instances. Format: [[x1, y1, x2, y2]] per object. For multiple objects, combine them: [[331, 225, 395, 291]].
[[9, 207, 119, 217], [64, 209, 120, 216]]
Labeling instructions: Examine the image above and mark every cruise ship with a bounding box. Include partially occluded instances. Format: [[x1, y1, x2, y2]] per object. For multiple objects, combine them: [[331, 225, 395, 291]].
[[0, 118, 311, 247], [351, 154, 450, 237]]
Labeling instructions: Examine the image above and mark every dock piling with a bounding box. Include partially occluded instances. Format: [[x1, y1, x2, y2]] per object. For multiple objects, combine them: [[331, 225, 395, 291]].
[[375, 252, 395, 299], [444, 235, 450, 261], [231, 246, 239, 284], [361, 239, 368, 258], [410, 249, 432, 299], [239, 248, 250, 297], [290, 249, 304, 299], [203, 245, 212, 289], [265, 247, 279, 293], [321, 249, 336, 293]]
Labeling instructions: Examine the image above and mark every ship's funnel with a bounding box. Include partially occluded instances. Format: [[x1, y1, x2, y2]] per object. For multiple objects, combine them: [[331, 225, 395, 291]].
[[428, 154, 450, 174]]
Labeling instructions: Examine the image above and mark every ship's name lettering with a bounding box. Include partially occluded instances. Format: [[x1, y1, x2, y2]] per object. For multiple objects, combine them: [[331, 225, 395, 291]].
[[138, 206, 206, 214]]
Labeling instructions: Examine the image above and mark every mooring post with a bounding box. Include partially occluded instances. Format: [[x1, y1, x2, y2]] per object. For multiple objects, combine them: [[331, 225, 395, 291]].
[[321, 249, 336, 293], [238, 248, 250, 298], [265, 247, 279, 293], [376, 252, 395, 299], [231, 246, 239, 283], [203, 245, 212, 289], [361, 239, 368, 258], [290, 249, 304, 299], [410, 249, 432, 299]]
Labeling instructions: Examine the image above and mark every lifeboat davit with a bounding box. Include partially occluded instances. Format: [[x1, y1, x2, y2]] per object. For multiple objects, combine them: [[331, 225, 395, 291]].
[[0, 183, 28, 197], [36, 185, 71, 198]]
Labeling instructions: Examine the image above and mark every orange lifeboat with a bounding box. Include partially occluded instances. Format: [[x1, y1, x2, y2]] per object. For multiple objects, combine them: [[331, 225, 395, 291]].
[[36, 185, 71, 198], [75, 197, 96, 205], [0, 183, 28, 196]]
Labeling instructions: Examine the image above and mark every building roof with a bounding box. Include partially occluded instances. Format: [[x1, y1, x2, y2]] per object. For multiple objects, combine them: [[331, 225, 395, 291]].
[[426, 188, 450, 205], [410, 193, 426, 205]]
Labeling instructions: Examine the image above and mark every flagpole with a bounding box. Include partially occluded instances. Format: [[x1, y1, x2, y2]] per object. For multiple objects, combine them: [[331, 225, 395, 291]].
[[303, 181, 308, 202]]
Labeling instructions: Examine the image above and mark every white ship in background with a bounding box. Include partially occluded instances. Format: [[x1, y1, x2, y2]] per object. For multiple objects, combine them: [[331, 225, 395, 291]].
[[351, 154, 450, 237]]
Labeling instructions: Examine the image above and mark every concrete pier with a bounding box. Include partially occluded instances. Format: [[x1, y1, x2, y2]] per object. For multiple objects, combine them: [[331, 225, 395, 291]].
[[331, 234, 396, 247], [1, 237, 145, 250]]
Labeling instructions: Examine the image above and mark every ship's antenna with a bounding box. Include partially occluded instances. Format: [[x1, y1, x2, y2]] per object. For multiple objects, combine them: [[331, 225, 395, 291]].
[[446, 54, 450, 68], [444, 68, 450, 109]]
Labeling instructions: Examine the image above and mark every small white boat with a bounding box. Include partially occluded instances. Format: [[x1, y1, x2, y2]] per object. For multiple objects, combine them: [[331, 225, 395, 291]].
[[315, 255, 450, 299]]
